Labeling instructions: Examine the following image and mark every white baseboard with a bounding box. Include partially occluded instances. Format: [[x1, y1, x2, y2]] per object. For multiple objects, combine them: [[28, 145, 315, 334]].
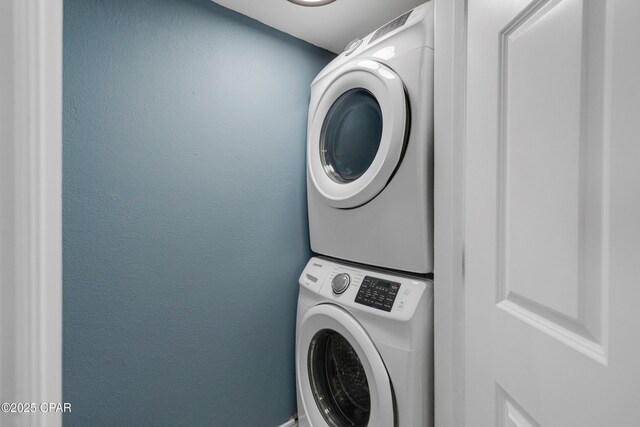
[[277, 417, 297, 427]]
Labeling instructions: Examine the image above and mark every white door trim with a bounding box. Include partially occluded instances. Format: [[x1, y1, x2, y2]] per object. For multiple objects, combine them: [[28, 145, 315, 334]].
[[0, 0, 63, 426], [276, 418, 297, 427], [433, 0, 468, 426]]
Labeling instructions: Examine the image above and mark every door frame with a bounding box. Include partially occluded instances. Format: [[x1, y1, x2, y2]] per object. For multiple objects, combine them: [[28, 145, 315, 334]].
[[0, 1, 468, 426], [0, 0, 63, 425], [433, 0, 468, 426]]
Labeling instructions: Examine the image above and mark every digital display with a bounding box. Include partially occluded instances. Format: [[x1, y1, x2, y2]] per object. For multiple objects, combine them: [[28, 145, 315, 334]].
[[377, 281, 391, 289]]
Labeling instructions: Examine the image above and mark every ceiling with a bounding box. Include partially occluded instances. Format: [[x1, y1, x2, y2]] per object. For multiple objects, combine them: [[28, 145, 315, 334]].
[[212, 0, 426, 53]]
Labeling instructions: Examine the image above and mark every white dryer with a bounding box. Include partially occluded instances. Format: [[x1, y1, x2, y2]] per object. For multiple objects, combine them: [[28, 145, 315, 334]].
[[296, 257, 433, 427], [306, 2, 434, 274]]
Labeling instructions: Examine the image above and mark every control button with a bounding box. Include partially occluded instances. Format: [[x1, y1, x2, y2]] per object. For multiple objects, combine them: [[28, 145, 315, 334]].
[[331, 273, 351, 294]]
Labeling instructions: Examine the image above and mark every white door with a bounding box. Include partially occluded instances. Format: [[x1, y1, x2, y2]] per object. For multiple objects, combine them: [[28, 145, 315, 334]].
[[465, 0, 640, 425]]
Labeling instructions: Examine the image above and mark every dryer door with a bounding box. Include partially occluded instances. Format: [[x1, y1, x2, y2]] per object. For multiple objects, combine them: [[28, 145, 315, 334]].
[[308, 60, 407, 208], [297, 304, 395, 427]]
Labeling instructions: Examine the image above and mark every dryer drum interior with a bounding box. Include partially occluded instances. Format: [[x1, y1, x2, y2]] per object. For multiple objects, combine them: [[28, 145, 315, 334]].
[[308, 329, 371, 427], [319, 88, 383, 184]]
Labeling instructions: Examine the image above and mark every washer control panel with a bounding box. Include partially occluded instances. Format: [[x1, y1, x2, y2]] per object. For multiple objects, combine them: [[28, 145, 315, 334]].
[[299, 257, 431, 320], [355, 276, 400, 312]]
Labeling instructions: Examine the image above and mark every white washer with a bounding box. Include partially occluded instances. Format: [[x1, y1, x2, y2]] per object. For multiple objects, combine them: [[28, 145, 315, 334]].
[[306, 2, 434, 274], [296, 257, 433, 427]]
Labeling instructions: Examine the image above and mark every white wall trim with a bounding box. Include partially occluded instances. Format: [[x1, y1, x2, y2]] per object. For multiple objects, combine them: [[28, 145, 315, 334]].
[[434, 0, 468, 426], [0, 0, 63, 426], [276, 417, 297, 427]]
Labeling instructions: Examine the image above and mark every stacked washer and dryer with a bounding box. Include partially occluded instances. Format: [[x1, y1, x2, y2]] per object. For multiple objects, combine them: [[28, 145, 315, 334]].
[[295, 2, 435, 427]]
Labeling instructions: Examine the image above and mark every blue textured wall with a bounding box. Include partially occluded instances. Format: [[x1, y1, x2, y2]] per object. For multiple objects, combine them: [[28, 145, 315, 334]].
[[63, 0, 333, 425]]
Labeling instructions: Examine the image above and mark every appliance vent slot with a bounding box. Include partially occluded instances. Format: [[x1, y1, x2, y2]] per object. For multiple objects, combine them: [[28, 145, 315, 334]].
[[369, 10, 413, 44]]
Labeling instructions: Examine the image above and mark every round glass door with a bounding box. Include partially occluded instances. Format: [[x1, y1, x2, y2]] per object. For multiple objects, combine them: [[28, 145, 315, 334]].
[[297, 304, 395, 427], [308, 329, 371, 427], [307, 60, 407, 208], [320, 89, 383, 183]]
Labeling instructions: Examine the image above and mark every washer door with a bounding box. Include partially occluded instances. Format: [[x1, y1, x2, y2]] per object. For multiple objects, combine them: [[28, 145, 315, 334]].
[[308, 60, 408, 208], [297, 304, 395, 427]]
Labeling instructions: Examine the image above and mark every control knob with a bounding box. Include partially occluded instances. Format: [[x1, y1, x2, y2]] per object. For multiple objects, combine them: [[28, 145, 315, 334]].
[[331, 273, 350, 294]]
